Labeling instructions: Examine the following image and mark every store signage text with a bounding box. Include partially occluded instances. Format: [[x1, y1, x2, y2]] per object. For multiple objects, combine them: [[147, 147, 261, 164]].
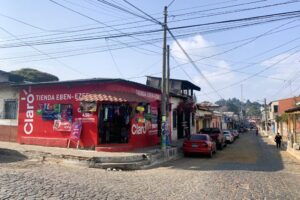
[[21, 88, 34, 135], [131, 124, 146, 135], [135, 90, 160, 100], [35, 93, 90, 101]]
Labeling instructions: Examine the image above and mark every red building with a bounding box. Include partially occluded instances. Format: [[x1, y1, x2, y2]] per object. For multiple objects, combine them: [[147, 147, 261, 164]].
[[17, 78, 163, 151]]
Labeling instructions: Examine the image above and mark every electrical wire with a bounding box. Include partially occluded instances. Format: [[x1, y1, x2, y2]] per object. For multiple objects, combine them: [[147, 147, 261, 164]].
[[167, 28, 224, 99], [0, 26, 89, 77]]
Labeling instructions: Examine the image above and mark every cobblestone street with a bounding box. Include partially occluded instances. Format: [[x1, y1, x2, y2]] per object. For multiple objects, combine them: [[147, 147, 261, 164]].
[[1, 132, 300, 200]]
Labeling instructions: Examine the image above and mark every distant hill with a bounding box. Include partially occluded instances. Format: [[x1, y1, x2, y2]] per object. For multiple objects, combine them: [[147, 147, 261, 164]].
[[10, 68, 59, 82], [215, 98, 261, 117]]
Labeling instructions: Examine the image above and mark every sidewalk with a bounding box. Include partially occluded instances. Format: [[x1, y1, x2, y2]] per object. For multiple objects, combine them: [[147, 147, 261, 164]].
[[263, 132, 300, 161], [0, 141, 181, 170]]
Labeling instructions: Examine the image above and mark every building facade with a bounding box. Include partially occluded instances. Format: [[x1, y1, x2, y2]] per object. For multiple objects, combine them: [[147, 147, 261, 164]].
[[0, 70, 23, 142], [17, 79, 163, 151]]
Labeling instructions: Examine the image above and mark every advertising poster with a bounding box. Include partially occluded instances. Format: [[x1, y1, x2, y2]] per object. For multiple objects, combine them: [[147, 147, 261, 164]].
[[53, 120, 72, 132], [70, 120, 83, 141]]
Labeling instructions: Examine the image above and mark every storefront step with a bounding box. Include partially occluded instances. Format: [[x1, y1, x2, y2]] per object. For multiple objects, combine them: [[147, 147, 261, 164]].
[[90, 154, 149, 164], [90, 159, 151, 170], [95, 145, 134, 152]]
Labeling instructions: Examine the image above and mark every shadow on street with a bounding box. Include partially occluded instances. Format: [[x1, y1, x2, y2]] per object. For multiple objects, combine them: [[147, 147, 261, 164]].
[[0, 148, 28, 163], [162, 131, 286, 172]]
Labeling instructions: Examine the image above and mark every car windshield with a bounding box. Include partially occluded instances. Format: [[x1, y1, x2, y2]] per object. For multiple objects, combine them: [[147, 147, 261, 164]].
[[190, 135, 207, 140], [223, 132, 230, 135], [199, 128, 211, 134]]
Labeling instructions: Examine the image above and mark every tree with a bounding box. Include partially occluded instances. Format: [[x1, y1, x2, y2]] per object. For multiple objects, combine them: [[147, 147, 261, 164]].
[[215, 98, 261, 117], [10, 68, 59, 82]]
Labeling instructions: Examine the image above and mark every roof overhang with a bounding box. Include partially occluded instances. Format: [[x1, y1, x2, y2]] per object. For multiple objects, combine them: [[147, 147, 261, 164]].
[[80, 91, 150, 103]]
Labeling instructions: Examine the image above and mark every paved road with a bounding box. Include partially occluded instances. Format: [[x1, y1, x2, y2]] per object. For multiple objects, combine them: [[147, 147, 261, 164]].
[[1, 132, 300, 200]]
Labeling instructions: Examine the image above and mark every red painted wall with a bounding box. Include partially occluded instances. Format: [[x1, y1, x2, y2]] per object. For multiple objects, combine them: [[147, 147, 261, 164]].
[[18, 81, 161, 149], [278, 97, 300, 115]]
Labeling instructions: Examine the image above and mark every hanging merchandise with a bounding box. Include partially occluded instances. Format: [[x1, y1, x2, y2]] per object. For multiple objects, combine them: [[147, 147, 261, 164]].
[[104, 107, 108, 121], [80, 101, 97, 112], [136, 106, 145, 113], [41, 103, 60, 120]]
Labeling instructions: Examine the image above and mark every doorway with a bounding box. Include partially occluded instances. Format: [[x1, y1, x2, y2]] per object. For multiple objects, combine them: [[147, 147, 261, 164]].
[[98, 104, 130, 144]]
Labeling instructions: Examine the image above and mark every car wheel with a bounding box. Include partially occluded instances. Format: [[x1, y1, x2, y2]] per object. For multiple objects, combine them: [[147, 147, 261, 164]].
[[218, 143, 223, 150], [213, 148, 216, 154], [183, 152, 189, 157], [208, 150, 213, 158]]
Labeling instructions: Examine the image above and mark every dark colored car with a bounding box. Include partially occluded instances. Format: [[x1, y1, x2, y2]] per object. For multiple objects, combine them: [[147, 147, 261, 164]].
[[182, 134, 216, 158], [198, 128, 226, 150]]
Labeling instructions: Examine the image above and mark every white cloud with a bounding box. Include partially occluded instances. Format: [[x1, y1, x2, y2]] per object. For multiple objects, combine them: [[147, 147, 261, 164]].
[[171, 35, 215, 63], [258, 52, 300, 100]]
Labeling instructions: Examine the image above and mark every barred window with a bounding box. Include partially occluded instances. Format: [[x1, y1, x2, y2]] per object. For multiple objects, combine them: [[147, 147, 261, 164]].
[[4, 100, 17, 119]]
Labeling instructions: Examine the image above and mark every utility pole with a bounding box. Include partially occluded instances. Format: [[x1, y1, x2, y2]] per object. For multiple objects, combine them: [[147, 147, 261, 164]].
[[240, 84, 243, 125], [166, 45, 170, 118], [264, 98, 268, 134], [161, 6, 168, 150]]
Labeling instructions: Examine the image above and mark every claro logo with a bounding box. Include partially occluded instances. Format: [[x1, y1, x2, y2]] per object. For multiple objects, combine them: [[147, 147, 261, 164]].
[[21, 88, 34, 135], [131, 124, 146, 135]]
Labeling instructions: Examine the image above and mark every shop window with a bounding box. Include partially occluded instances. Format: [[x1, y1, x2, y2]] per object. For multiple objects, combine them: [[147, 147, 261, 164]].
[[173, 110, 177, 129], [274, 105, 278, 113], [4, 100, 17, 119], [38, 103, 73, 121]]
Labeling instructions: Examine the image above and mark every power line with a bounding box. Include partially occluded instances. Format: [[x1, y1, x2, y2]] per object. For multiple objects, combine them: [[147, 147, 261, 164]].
[[1, 10, 300, 49], [122, 0, 162, 25], [2, 19, 299, 64], [167, 28, 224, 99], [0, 26, 89, 77], [48, 0, 161, 54], [200, 47, 300, 96], [96, 0, 160, 24], [168, 0, 176, 8], [105, 38, 124, 78], [170, 0, 300, 24]]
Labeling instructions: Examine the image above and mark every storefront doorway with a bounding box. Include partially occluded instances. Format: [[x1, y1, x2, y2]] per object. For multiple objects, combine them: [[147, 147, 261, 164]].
[[98, 104, 130, 144]]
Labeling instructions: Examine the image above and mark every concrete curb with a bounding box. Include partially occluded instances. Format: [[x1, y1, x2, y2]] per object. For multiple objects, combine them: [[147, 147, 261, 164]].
[[2, 145, 181, 170], [287, 148, 300, 161]]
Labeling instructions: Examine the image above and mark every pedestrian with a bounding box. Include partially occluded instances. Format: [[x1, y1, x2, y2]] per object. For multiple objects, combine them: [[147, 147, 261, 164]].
[[274, 133, 282, 149], [256, 128, 258, 136]]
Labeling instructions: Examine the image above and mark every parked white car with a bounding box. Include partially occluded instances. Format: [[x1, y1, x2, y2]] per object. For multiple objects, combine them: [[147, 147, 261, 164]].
[[231, 129, 240, 139], [223, 130, 234, 144]]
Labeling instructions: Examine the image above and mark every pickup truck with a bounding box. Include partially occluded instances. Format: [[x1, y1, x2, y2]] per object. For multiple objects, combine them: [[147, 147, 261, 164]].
[[198, 128, 226, 150]]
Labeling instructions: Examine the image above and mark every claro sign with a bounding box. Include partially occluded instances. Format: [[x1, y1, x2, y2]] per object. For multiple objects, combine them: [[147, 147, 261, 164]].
[[21, 88, 35, 135]]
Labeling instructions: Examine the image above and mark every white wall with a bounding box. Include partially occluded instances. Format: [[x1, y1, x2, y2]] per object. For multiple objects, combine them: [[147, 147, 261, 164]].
[[0, 86, 19, 126], [170, 97, 181, 142]]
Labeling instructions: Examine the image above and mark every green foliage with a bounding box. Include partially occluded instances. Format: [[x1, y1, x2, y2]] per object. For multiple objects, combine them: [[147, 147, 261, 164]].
[[276, 113, 289, 122], [10, 68, 59, 82], [215, 98, 261, 117]]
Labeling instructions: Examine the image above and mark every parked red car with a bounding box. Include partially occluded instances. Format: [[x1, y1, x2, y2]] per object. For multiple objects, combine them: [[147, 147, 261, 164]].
[[183, 134, 216, 158]]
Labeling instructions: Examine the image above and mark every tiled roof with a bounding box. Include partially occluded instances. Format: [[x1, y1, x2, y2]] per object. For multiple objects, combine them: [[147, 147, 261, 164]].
[[80, 91, 150, 103]]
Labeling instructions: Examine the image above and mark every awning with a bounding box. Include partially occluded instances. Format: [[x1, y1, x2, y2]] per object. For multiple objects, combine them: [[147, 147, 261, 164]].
[[80, 91, 150, 103], [285, 106, 300, 113]]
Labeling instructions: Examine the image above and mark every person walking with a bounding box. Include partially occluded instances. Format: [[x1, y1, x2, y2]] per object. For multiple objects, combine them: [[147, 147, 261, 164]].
[[275, 133, 282, 149]]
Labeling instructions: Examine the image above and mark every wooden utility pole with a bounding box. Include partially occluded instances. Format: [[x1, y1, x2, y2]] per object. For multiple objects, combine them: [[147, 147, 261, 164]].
[[161, 6, 168, 149]]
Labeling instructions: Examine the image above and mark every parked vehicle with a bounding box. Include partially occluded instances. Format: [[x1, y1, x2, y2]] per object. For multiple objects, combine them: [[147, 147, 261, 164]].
[[198, 128, 226, 150], [238, 127, 246, 133], [183, 134, 216, 158], [231, 129, 240, 139], [223, 130, 234, 143]]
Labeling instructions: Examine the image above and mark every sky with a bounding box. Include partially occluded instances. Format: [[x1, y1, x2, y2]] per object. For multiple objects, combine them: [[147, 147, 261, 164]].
[[0, 0, 300, 104]]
